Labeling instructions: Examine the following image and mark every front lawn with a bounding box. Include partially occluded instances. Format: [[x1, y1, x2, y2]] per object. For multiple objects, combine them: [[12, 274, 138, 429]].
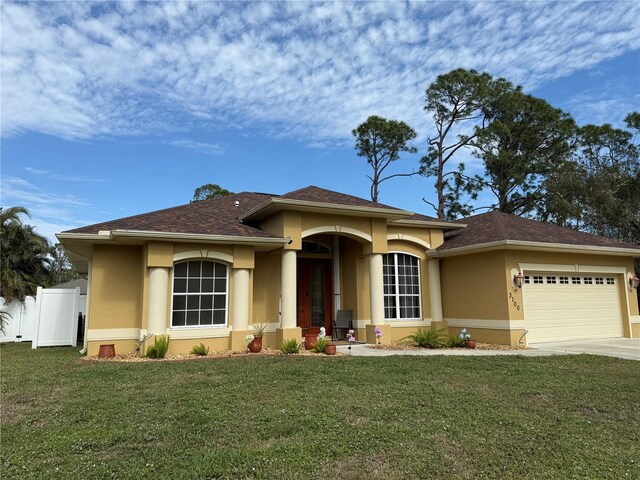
[[1, 343, 639, 479]]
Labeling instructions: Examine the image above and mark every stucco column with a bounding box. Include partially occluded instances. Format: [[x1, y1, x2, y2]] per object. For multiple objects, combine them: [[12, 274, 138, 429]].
[[148, 267, 169, 334], [369, 253, 384, 325], [231, 268, 250, 331], [280, 249, 297, 329], [428, 259, 444, 324]]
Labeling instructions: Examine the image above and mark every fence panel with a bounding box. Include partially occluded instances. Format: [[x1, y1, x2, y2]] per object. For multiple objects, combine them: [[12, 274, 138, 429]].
[[0, 296, 37, 343], [32, 287, 80, 348]]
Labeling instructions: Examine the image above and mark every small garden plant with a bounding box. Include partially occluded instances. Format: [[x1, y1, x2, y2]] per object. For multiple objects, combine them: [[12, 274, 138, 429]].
[[280, 338, 301, 354], [190, 343, 209, 356], [312, 336, 329, 353], [403, 328, 447, 349], [252, 323, 267, 337], [146, 334, 170, 358]]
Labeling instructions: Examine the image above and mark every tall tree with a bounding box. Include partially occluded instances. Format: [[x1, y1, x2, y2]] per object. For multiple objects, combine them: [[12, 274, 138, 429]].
[[192, 184, 233, 202], [353, 115, 417, 203], [575, 123, 639, 241], [1, 207, 51, 303], [625, 111, 640, 134], [49, 243, 81, 285], [471, 90, 576, 215], [421, 68, 511, 219]]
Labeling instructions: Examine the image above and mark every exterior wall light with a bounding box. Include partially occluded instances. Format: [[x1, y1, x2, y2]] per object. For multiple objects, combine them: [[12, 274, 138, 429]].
[[630, 274, 640, 290], [513, 272, 525, 289]]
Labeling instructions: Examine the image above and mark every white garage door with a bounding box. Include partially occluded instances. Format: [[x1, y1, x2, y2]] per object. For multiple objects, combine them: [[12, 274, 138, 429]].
[[523, 272, 623, 343]]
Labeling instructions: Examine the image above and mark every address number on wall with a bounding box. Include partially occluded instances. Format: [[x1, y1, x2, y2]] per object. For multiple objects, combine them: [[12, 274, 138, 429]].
[[508, 292, 521, 311]]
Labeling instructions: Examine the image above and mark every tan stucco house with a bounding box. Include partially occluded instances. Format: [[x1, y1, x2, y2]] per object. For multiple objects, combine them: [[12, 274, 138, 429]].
[[57, 186, 640, 355]]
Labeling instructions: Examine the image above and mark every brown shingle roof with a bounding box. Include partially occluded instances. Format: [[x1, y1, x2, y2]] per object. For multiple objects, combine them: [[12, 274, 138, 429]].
[[279, 186, 401, 210], [64, 192, 280, 238], [439, 211, 640, 251], [404, 212, 442, 222], [63, 185, 462, 238]]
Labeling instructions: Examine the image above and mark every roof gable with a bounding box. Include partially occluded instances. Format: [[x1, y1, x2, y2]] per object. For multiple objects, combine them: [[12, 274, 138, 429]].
[[279, 186, 400, 210]]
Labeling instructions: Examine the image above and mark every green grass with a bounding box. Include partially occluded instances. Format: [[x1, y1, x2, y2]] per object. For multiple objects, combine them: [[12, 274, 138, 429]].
[[1, 344, 639, 479]]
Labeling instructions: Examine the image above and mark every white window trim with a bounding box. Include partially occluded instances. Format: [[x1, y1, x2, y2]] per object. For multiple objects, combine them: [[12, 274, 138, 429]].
[[383, 251, 422, 321], [170, 259, 230, 330]]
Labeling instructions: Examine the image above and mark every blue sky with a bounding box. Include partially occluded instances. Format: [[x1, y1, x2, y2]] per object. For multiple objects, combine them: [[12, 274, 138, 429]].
[[1, 1, 639, 242]]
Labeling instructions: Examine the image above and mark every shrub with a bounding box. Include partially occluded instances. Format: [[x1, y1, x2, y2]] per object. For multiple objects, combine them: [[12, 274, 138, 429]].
[[190, 343, 209, 356], [403, 328, 447, 349], [312, 336, 329, 353], [146, 335, 170, 359], [445, 335, 466, 348], [280, 338, 301, 354]]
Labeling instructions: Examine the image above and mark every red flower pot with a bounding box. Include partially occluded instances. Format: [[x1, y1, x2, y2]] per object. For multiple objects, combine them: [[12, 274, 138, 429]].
[[325, 344, 337, 355], [98, 344, 115, 358], [466, 340, 476, 349], [248, 337, 262, 353], [304, 335, 318, 350]]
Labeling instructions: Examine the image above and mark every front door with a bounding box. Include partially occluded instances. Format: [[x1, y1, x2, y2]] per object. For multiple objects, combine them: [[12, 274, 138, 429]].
[[297, 259, 333, 335]]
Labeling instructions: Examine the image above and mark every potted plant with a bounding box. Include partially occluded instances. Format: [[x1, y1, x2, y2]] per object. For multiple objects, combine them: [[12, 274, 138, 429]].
[[304, 333, 318, 350], [459, 328, 476, 349], [247, 323, 267, 353]]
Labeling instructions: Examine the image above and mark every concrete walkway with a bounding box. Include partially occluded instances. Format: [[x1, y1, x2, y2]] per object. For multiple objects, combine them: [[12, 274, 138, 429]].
[[337, 338, 640, 360], [528, 338, 640, 361]]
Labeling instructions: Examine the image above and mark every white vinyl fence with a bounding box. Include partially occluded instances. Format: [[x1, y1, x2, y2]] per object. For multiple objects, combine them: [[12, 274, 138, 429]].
[[0, 296, 37, 343], [32, 287, 81, 348], [1, 287, 84, 348]]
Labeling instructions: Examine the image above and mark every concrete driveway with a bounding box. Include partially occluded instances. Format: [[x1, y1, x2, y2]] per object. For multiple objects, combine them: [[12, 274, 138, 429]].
[[529, 338, 640, 361]]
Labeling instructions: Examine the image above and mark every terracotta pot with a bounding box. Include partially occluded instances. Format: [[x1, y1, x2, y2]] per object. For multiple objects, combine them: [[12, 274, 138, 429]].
[[325, 344, 337, 355], [304, 335, 318, 350], [466, 340, 477, 349], [98, 344, 115, 358], [248, 336, 262, 353]]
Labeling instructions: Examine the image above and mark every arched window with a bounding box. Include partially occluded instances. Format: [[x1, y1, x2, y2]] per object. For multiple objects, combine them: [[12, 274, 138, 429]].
[[383, 253, 421, 320], [172, 260, 228, 327]]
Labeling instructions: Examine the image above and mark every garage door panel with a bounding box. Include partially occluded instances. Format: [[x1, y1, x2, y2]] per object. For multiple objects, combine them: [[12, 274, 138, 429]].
[[523, 272, 623, 343]]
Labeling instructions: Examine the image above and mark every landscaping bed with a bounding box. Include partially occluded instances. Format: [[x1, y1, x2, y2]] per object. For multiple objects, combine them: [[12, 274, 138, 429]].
[[83, 347, 341, 362], [2, 343, 639, 479]]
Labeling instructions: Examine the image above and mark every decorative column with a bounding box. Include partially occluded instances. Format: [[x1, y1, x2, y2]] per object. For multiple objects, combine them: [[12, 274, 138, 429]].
[[147, 267, 169, 335], [280, 249, 297, 329], [232, 268, 250, 331], [428, 259, 446, 330], [276, 249, 301, 347], [229, 267, 252, 351], [366, 253, 390, 344]]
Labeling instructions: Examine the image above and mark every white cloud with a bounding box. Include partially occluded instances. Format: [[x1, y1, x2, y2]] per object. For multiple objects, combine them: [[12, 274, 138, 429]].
[[1, 1, 639, 144], [166, 139, 225, 156], [0, 176, 92, 242], [24, 167, 106, 182]]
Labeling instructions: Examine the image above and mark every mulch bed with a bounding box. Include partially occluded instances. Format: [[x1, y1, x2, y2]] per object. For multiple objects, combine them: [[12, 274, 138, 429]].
[[82, 347, 343, 362]]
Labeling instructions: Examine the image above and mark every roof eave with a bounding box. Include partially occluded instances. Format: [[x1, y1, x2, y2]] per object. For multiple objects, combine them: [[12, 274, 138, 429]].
[[57, 230, 288, 246], [427, 239, 640, 258], [391, 219, 467, 230], [239, 197, 412, 221]]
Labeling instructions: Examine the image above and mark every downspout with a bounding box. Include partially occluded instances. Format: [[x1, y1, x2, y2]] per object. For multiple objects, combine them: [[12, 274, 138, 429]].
[[78, 257, 92, 355]]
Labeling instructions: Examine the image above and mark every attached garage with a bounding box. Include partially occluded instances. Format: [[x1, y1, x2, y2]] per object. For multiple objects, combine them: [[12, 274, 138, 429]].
[[522, 272, 623, 343], [432, 211, 640, 346]]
